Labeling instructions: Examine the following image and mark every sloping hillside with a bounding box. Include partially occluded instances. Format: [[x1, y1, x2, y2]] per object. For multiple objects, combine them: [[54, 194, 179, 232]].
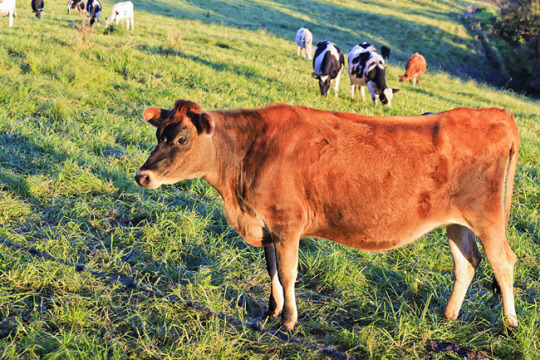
[[0, 0, 538, 359]]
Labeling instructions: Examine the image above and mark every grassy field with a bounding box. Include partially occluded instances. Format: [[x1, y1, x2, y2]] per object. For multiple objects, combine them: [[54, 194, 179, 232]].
[[0, 0, 539, 359]]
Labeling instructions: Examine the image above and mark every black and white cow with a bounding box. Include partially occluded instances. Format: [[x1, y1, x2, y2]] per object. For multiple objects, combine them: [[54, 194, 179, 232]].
[[348, 43, 399, 106], [31, 0, 43, 19], [312, 41, 345, 97], [87, 0, 101, 25], [67, 0, 85, 14], [295, 27, 313, 59]]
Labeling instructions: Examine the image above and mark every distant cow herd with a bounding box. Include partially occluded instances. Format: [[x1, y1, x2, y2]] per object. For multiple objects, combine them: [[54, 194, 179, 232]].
[[298, 27, 427, 106], [0, 0, 134, 29]]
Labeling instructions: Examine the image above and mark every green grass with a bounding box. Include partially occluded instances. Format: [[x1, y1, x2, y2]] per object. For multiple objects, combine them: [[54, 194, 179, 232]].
[[1, 0, 539, 359]]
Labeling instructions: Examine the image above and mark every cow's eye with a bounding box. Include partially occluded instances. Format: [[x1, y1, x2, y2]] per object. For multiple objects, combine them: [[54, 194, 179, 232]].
[[178, 137, 187, 145]]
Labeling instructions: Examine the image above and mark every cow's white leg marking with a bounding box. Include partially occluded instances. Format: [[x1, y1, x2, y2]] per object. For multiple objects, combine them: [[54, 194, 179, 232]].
[[264, 243, 284, 318], [444, 224, 482, 320], [334, 67, 343, 98], [360, 86, 366, 102], [368, 82, 377, 105], [477, 225, 518, 328]]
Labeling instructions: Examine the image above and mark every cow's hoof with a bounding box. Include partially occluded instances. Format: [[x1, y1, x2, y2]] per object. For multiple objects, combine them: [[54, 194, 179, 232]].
[[503, 316, 518, 332], [279, 320, 296, 333], [264, 310, 281, 318]]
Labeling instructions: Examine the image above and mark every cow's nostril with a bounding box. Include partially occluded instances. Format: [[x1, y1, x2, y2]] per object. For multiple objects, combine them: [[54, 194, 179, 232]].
[[135, 170, 151, 187]]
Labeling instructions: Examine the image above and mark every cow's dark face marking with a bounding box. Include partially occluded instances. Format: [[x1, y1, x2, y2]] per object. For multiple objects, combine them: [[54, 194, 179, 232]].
[[319, 76, 331, 96], [379, 88, 399, 106]]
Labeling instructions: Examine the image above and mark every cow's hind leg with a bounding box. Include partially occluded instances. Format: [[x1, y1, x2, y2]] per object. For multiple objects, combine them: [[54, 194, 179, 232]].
[[264, 243, 284, 318], [477, 226, 518, 328], [444, 224, 482, 320]]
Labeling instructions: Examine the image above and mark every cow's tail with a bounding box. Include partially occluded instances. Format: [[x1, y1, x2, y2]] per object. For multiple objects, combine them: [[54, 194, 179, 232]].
[[492, 114, 519, 300], [504, 115, 520, 228]]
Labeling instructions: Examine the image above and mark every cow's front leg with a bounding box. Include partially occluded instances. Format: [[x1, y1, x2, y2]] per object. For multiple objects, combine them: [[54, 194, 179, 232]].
[[274, 234, 300, 331], [333, 68, 343, 98], [368, 82, 377, 105], [264, 243, 284, 318]]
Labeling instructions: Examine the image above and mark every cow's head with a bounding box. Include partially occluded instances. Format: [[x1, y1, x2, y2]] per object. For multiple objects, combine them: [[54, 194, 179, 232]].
[[312, 73, 331, 97], [399, 74, 409, 83], [379, 88, 399, 107], [135, 100, 215, 189], [105, 12, 118, 28]]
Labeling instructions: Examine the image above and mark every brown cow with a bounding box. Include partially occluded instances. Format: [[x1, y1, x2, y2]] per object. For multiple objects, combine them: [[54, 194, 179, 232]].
[[400, 53, 427, 86], [135, 100, 520, 332]]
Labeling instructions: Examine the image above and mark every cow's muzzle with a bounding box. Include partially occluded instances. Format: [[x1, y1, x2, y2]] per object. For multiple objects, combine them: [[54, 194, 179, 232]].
[[135, 169, 159, 188]]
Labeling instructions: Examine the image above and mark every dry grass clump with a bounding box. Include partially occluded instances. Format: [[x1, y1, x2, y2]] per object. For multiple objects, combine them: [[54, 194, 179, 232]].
[[167, 20, 190, 55], [72, 14, 93, 47]]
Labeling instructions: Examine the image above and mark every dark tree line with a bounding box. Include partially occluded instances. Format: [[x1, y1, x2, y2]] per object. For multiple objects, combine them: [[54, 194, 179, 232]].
[[493, 0, 540, 96]]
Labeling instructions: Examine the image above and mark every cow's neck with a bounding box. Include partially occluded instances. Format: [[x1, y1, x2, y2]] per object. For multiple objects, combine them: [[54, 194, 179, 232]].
[[202, 110, 265, 201], [200, 110, 269, 237]]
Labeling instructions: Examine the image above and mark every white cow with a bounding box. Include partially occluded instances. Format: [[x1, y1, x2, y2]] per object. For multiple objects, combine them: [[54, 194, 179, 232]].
[[0, 0, 16, 27], [295, 27, 313, 59], [105, 1, 133, 30]]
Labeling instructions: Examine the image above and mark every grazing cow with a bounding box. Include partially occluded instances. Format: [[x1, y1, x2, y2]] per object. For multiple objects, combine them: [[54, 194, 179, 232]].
[[0, 0, 16, 27], [135, 100, 520, 332], [346, 42, 375, 102], [312, 41, 345, 97], [31, 0, 43, 19], [87, 0, 101, 26], [348, 44, 399, 106], [105, 1, 133, 29], [400, 52, 427, 87], [67, 0, 85, 15], [381, 45, 391, 60], [295, 27, 313, 59]]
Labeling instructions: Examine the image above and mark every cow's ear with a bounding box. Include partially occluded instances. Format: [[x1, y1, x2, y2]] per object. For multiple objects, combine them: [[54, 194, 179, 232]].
[[143, 107, 170, 128], [190, 112, 215, 136], [392, 88, 400, 93]]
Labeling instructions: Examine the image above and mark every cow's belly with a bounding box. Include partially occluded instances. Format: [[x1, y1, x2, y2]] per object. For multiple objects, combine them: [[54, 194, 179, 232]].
[[303, 182, 464, 251], [310, 212, 461, 251], [348, 68, 366, 86]]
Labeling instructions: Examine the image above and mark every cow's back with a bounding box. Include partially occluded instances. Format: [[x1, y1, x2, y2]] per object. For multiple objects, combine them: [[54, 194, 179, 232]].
[[406, 53, 427, 77]]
